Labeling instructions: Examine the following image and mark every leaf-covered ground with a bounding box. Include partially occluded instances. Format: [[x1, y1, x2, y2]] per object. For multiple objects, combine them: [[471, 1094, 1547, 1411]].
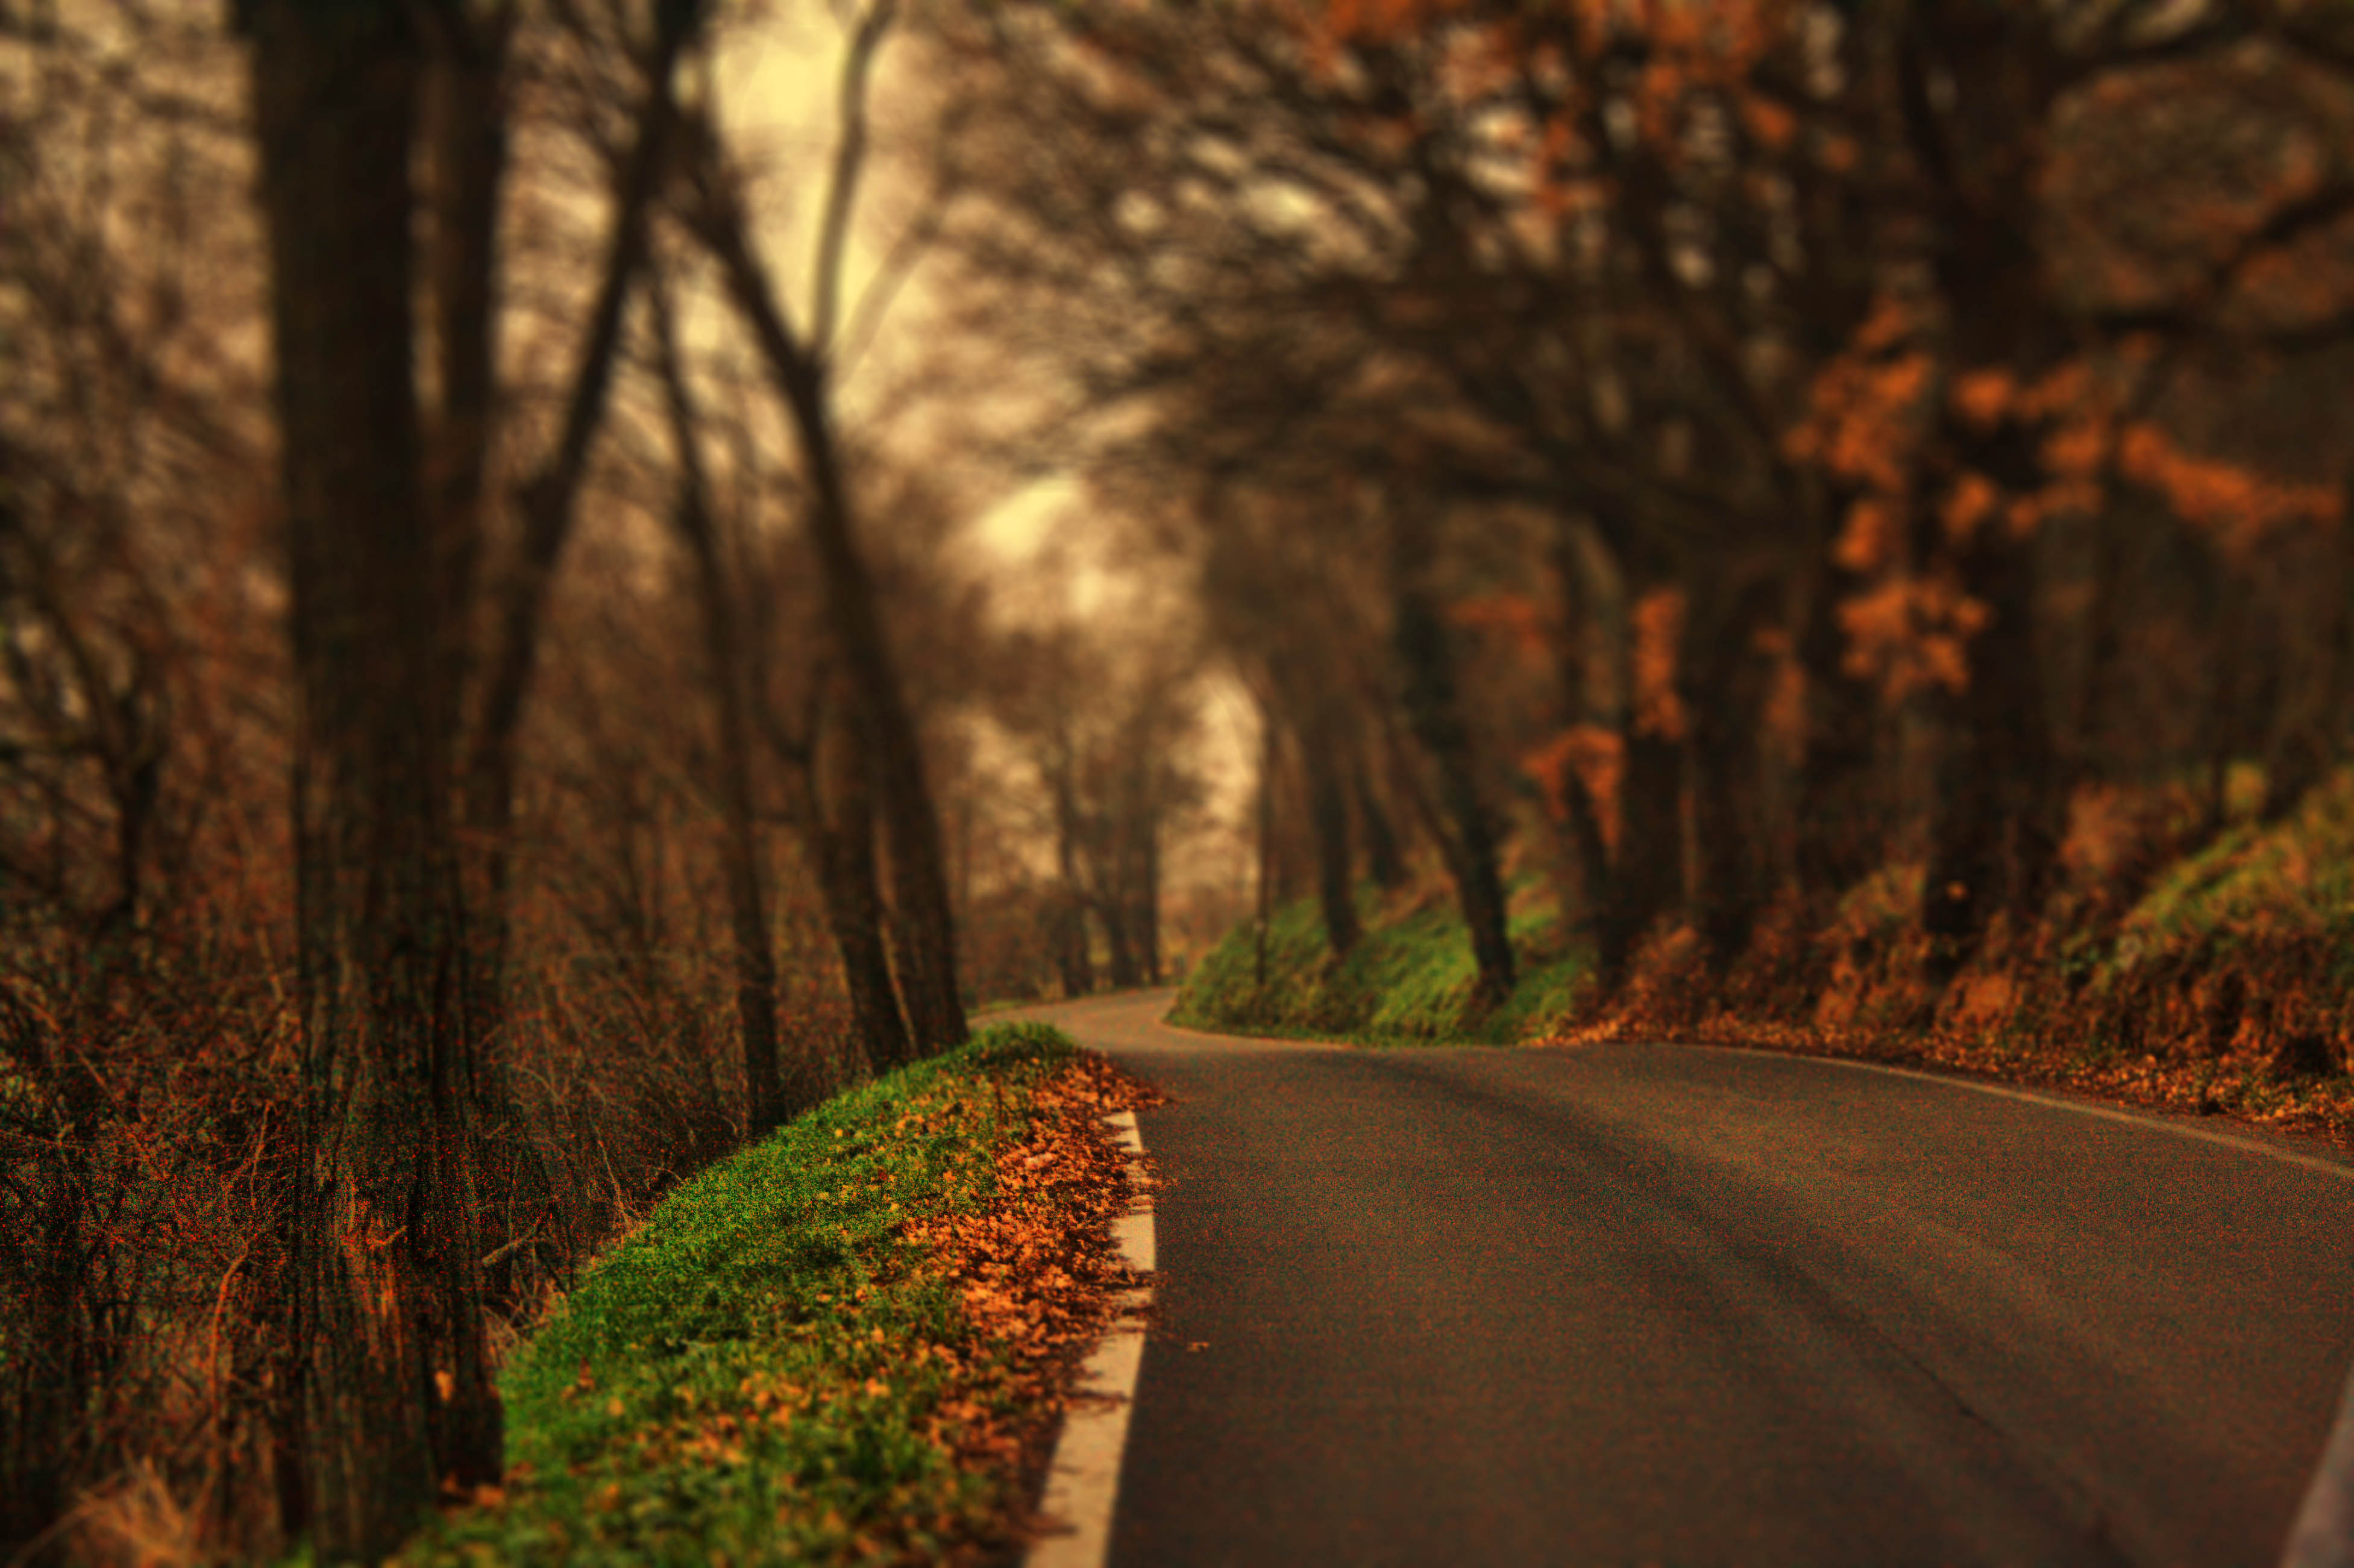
[[397, 1023, 1157, 1567]]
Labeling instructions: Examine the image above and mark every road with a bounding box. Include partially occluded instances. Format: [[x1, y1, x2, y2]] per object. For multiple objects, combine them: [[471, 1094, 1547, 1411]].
[[1024, 990, 2354, 1567]]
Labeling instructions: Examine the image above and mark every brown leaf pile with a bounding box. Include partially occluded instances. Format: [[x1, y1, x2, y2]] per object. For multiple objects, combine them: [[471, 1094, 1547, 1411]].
[[903, 1051, 1165, 1555]]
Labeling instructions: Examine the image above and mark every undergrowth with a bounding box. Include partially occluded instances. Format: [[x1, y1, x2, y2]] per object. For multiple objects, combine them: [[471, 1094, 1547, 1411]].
[[394, 1021, 1137, 1568]]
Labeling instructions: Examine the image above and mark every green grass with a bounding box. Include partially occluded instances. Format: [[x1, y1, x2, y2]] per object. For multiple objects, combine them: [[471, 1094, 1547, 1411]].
[[2112, 768, 2354, 970], [1169, 886, 1591, 1046], [398, 1022, 1077, 1568]]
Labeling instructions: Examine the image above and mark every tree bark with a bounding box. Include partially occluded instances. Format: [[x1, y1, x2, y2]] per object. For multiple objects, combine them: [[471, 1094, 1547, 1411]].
[[245, 4, 497, 1554]]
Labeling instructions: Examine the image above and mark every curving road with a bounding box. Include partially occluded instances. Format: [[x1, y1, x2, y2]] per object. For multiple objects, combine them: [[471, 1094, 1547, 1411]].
[[1025, 990, 2354, 1567]]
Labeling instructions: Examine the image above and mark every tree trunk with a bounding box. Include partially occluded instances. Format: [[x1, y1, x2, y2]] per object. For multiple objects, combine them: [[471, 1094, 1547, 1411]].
[[828, 706, 918, 1073], [1921, 516, 2057, 982], [1898, 17, 2071, 982], [708, 642, 789, 1136], [245, 6, 497, 1555], [1255, 711, 1277, 991], [833, 739, 913, 1068], [1349, 744, 1408, 892], [1542, 515, 1616, 935], [1281, 681, 1359, 960], [1794, 553, 1883, 900], [1305, 739, 1358, 959], [744, 665, 911, 1074], [455, 6, 688, 1057], [1599, 724, 1683, 987], [419, 6, 507, 728], [1054, 893, 1095, 999], [2261, 514, 2353, 821], [701, 206, 967, 1055], [649, 288, 799, 1135], [1389, 512, 1515, 1006], [1687, 569, 1776, 967], [1047, 749, 1099, 1000], [2198, 559, 2246, 838], [1099, 902, 1143, 989], [1137, 809, 1163, 984]]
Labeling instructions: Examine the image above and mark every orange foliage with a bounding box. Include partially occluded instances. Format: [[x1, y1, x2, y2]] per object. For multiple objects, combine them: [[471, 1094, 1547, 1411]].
[[1739, 93, 1797, 151], [1631, 586, 1689, 741], [1836, 573, 1991, 698], [2118, 423, 2343, 554], [2019, 360, 2094, 421], [1938, 472, 2000, 545], [2040, 417, 2109, 480], [1784, 298, 1931, 494], [1833, 495, 1903, 574], [1787, 351, 1932, 490], [1950, 369, 2015, 430]]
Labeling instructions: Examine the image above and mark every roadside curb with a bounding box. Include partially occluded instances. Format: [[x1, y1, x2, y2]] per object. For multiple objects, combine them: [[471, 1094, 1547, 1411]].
[[1026, 1109, 1155, 1568]]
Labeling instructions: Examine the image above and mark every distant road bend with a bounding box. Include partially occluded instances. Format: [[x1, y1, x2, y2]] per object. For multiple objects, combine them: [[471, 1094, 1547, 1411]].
[[1028, 991, 2354, 1567]]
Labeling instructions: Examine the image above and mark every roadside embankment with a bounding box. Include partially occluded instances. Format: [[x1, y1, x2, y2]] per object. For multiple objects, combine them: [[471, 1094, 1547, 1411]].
[[1176, 772, 2354, 1149], [400, 1023, 1152, 1567]]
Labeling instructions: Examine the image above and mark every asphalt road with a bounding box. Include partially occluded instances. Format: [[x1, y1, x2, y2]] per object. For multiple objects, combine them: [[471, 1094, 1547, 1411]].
[[1023, 991, 2354, 1567]]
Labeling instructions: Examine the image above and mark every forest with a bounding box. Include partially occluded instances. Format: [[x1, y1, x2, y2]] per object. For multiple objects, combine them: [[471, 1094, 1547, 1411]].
[[4, 0, 2353, 1561]]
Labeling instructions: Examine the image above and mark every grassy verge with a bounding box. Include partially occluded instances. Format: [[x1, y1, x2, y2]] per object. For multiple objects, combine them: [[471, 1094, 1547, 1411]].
[[397, 1022, 1145, 1567], [1167, 885, 1588, 1046]]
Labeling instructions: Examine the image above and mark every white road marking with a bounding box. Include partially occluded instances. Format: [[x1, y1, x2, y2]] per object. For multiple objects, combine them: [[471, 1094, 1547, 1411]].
[[1028, 1109, 1153, 1568]]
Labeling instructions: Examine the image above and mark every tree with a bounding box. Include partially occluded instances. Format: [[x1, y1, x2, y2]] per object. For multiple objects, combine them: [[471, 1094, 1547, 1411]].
[[239, 0, 704, 1550], [992, 616, 1205, 992], [679, 0, 968, 1055], [242, 3, 495, 1549]]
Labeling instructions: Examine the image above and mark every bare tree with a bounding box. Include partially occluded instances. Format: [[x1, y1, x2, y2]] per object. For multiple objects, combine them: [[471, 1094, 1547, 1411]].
[[678, 0, 967, 1053]]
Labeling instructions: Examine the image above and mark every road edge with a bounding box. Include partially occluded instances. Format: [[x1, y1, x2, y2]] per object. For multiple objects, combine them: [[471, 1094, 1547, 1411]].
[[1026, 1109, 1154, 1568]]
